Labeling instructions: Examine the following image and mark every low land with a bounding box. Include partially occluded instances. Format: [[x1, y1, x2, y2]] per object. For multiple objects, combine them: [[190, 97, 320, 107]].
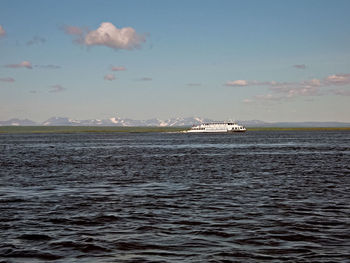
[[0, 126, 185, 134], [0, 126, 350, 134]]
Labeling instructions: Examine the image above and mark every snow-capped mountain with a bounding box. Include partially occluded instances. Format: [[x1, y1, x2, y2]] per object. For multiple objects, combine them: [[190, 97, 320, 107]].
[[1, 116, 350, 127], [0, 118, 37, 126], [38, 116, 212, 126], [38, 116, 217, 126]]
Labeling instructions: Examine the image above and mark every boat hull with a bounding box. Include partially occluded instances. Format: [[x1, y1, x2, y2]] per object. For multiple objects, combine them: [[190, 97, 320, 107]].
[[186, 129, 246, 133]]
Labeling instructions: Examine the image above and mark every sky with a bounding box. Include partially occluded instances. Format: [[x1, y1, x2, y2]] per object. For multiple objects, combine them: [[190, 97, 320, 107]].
[[1, 0, 350, 122]]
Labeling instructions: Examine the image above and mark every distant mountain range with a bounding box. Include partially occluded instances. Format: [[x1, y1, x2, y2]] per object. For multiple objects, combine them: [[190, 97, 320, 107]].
[[1, 116, 350, 127]]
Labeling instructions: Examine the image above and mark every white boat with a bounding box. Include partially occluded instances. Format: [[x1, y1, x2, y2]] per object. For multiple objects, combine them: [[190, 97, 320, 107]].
[[186, 122, 246, 133]]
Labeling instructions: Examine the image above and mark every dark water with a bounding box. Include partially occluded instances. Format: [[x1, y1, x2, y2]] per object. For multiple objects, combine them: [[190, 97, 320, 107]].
[[1, 131, 350, 263]]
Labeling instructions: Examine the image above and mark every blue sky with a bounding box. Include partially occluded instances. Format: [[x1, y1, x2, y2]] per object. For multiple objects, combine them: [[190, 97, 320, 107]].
[[1, 0, 350, 122]]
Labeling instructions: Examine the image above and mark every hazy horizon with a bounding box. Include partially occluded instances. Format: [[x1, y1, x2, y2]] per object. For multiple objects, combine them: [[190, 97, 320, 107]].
[[1, 0, 350, 122], [1, 115, 350, 127]]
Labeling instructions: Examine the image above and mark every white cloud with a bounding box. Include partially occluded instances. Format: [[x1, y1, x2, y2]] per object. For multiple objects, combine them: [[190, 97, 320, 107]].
[[286, 86, 320, 97], [235, 72, 350, 103], [64, 22, 146, 50], [225, 80, 248, 87], [324, 74, 350, 85], [302, 78, 321, 87], [85, 22, 145, 50], [0, 25, 5, 37], [49, 85, 65, 93], [104, 74, 116, 81], [5, 61, 33, 69]]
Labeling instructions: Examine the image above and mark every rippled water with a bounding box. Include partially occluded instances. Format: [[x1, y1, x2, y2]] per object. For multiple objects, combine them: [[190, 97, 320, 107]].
[[1, 131, 350, 262]]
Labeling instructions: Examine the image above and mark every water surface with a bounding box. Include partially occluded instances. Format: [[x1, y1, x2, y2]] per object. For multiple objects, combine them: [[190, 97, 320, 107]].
[[1, 131, 349, 262]]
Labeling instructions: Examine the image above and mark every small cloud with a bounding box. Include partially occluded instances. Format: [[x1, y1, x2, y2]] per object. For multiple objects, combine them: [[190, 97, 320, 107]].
[[35, 64, 61, 69], [64, 22, 146, 50], [5, 61, 32, 69], [285, 86, 320, 97], [293, 64, 307, 69], [302, 78, 321, 87], [137, 77, 152, 81], [63, 25, 85, 36], [0, 77, 15, 82], [26, 36, 46, 46], [231, 72, 350, 103], [0, 25, 5, 38], [225, 80, 248, 87], [324, 73, 350, 86], [29, 90, 37, 94], [187, 83, 201, 87], [62, 25, 88, 45], [49, 84, 65, 93], [111, 66, 126, 71], [104, 74, 116, 81]]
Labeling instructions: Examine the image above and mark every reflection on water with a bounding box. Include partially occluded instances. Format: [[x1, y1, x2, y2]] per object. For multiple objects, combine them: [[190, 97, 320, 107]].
[[1, 131, 350, 262]]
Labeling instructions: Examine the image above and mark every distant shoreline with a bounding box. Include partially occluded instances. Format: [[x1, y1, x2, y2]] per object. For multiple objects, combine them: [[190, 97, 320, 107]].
[[1, 126, 350, 134]]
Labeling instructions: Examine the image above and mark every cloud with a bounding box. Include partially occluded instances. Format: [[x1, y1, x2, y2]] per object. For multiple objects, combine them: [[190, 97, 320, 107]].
[[225, 80, 248, 87], [0, 25, 5, 37], [85, 22, 146, 50], [104, 74, 116, 81], [49, 85, 65, 93], [64, 22, 146, 50], [286, 86, 320, 97], [293, 64, 307, 69], [302, 78, 321, 87], [111, 66, 126, 71], [237, 72, 350, 103], [63, 25, 85, 36], [5, 61, 33, 69], [26, 36, 46, 46], [63, 25, 87, 45], [4, 61, 60, 70], [324, 74, 350, 86], [0, 77, 15, 82], [225, 80, 286, 87]]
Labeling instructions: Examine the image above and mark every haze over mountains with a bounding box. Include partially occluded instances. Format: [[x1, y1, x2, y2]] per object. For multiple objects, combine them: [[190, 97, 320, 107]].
[[1, 117, 350, 127]]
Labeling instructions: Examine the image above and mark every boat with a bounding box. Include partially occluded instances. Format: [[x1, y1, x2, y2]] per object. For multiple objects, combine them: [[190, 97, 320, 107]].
[[186, 122, 246, 133]]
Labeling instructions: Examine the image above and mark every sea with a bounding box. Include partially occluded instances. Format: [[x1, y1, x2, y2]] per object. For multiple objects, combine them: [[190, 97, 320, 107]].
[[1, 130, 349, 263]]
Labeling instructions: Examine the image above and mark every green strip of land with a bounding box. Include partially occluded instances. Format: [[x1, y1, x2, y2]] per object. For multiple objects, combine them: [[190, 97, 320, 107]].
[[0, 126, 349, 134]]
